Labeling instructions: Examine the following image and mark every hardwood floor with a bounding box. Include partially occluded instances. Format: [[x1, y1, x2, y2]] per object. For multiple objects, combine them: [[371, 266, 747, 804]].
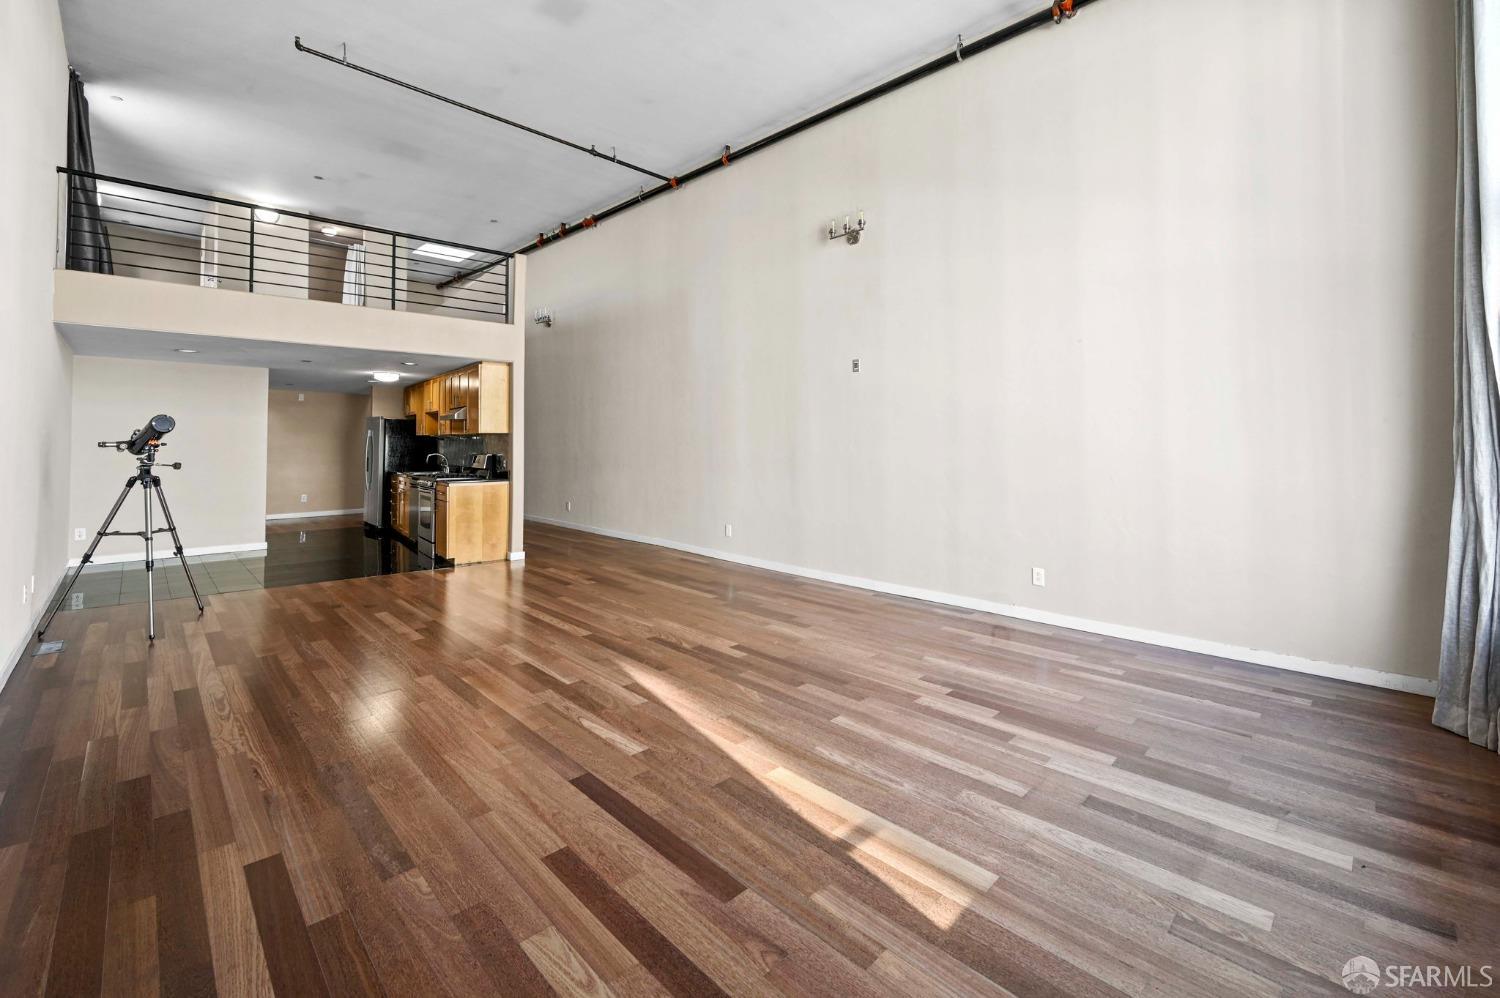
[[1, 521, 1496, 996]]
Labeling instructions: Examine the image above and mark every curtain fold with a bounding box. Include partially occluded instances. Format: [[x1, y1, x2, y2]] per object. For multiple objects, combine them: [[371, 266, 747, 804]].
[[1435, 0, 1499, 750], [341, 245, 367, 305], [65, 69, 112, 274]]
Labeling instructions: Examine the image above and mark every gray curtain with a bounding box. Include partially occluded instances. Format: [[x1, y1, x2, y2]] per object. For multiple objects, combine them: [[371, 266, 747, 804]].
[[65, 69, 112, 274], [1435, 0, 1498, 750]]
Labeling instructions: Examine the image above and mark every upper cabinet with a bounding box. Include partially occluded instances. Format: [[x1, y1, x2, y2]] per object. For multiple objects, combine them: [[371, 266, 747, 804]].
[[404, 361, 510, 436]]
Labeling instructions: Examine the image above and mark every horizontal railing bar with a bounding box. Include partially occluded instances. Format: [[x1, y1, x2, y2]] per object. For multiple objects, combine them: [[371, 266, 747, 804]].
[[60, 165, 512, 259], [78, 215, 509, 290], [94, 248, 509, 306], [68, 250, 509, 316]]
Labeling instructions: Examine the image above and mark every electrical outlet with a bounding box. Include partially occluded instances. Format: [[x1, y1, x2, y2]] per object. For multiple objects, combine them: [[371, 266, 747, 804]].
[[299, 494, 308, 503], [725, 523, 733, 538], [297, 393, 305, 402], [1031, 567, 1046, 587], [565, 499, 572, 512], [73, 528, 86, 541], [851, 358, 860, 373], [299, 531, 307, 543]]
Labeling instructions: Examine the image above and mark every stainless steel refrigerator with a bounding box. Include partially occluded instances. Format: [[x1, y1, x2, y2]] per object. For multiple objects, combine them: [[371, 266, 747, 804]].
[[363, 417, 436, 528]]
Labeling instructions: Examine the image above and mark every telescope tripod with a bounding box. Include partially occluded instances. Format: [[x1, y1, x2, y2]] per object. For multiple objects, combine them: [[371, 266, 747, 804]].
[[38, 450, 204, 642]]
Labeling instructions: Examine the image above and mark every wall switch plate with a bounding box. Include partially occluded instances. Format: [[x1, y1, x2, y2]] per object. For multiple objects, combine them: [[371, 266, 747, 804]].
[[20, 586, 29, 606], [725, 523, 733, 538], [299, 494, 308, 503], [29, 576, 35, 594], [852, 359, 860, 373], [565, 500, 572, 512], [1031, 567, 1046, 587], [297, 393, 305, 402], [73, 528, 86, 541]]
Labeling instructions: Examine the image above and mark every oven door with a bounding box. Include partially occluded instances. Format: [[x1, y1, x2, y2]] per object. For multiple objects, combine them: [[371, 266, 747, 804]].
[[415, 483, 436, 549]]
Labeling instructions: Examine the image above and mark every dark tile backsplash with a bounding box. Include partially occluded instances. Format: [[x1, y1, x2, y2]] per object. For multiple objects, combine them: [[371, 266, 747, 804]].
[[437, 434, 510, 474]]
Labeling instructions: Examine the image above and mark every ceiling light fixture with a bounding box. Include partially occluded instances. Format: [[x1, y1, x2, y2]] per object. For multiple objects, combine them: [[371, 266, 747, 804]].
[[253, 207, 280, 224], [370, 371, 401, 383], [412, 242, 474, 263], [174, 348, 199, 354], [400, 361, 417, 366], [313, 175, 325, 180], [110, 95, 124, 102], [320, 225, 339, 236]]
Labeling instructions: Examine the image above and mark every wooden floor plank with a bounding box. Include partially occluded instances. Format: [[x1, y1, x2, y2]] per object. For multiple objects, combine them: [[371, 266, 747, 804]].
[[0, 521, 1494, 996]]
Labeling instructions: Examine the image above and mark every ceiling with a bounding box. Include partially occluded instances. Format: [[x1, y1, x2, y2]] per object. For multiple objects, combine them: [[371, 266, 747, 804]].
[[56, 325, 474, 395], [60, 0, 1036, 251]]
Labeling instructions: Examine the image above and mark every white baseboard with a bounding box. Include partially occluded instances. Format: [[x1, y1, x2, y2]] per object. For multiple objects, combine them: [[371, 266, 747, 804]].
[[67, 541, 268, 567], [266, 508, 362, 521], [0, 564, 67, 697], [507, 551, 526, 562], [526, 516, 1438, 698]]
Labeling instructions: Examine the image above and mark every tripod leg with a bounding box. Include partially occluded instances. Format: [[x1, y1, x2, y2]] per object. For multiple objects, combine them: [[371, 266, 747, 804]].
[[143, 477, 156, 641], [37, 477, 138, 639], [152, 480, 205, 614]]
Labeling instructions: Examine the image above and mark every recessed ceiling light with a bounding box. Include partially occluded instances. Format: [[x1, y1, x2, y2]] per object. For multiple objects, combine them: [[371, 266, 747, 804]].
[[400, 361, 417, 366], [110, 95, 124, 102], [299, 359, 312, 363], [489, 218, 498, 224], [370, 371, 401, 383], [174, 348, 198, 354], [253, 207, 280, 223], [412, 242, 474, 263], [313, 175, 325, 180], [320, 225, 338, 236]]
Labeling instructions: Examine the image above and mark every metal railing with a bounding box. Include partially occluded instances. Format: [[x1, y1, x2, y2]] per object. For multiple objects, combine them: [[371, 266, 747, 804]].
[[57, 167, 511, 322]]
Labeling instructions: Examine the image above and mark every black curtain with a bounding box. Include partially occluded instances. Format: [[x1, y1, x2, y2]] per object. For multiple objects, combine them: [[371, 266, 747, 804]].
[[65, 69, 112, 273]]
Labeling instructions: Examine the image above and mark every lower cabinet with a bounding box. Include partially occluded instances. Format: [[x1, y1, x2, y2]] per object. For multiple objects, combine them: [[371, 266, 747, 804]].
[[434, 482, 510, 563], [387, 477, 411, 540]]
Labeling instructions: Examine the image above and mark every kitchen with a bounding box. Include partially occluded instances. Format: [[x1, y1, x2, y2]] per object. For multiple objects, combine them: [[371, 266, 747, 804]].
[[365, 360, 514, 565]]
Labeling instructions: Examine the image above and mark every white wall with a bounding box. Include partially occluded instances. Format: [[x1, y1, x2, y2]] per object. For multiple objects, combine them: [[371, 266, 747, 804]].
[[0, 0, 72, 682], [69, 358, 268, 561], [525, 0, 1455, 686]]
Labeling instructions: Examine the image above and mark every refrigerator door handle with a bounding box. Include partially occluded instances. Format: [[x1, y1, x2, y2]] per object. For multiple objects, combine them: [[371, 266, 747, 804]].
[[365, 429, 373, 482]]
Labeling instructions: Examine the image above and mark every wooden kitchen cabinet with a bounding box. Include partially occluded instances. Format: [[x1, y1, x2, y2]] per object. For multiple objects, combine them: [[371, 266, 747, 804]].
[[403, 362, 510, 437], [434, 481, 509, 563], [387, 476, 411, 540]]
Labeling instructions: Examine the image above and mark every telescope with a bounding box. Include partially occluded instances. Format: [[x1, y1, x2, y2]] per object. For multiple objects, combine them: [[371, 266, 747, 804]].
[[42, 412, 203, 642], [99, 414, 176, 455]]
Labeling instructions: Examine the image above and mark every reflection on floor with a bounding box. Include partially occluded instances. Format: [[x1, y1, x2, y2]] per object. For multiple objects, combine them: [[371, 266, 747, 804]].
[[56, 515, 439, 612]]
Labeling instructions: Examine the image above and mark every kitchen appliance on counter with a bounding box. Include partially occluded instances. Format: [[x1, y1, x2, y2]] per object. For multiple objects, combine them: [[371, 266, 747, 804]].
[[464, 452, 508, 480], [363, 417, 437, 529]]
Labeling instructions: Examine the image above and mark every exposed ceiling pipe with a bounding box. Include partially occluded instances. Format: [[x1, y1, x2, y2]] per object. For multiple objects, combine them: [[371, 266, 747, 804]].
[[515, 0, 1100, 257], [292, 37, 673, 184]]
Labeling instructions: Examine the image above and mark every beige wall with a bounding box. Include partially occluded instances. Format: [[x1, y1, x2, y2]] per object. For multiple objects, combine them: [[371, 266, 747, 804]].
[[369, 384, 404, 418], [55, 253, 529, 554], [267, 389, 368, 515], [107, 222, 199, 285], [1, 0, 72, 681], [525, 0, 1454, 688], [69, 358, 268, 561]]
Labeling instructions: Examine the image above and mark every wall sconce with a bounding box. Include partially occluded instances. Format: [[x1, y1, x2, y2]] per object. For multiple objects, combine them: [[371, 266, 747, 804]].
[[828, 211, 866, 245], [532, 307, 554, 327]]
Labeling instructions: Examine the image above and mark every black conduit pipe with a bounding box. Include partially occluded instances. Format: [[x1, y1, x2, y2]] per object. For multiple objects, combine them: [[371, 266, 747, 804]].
[[293, 37, 673, 184], [508, 0, 1101, 261]]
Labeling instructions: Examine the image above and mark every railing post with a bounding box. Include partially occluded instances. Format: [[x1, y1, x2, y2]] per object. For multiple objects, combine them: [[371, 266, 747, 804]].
[[248, 212, 255, 293], [391, 234, 398, 310]]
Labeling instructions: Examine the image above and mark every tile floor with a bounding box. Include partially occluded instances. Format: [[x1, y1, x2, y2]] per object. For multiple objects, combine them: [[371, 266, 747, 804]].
[[52, 521, 438, 613]]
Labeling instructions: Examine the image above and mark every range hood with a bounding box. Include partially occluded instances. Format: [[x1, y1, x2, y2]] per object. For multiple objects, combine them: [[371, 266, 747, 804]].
[[439, 406, 468, 421]]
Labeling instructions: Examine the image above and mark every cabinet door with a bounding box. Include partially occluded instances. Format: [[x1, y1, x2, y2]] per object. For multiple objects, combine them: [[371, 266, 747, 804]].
[[476, 363, 511, 434], [435, 498, 448, 557]]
